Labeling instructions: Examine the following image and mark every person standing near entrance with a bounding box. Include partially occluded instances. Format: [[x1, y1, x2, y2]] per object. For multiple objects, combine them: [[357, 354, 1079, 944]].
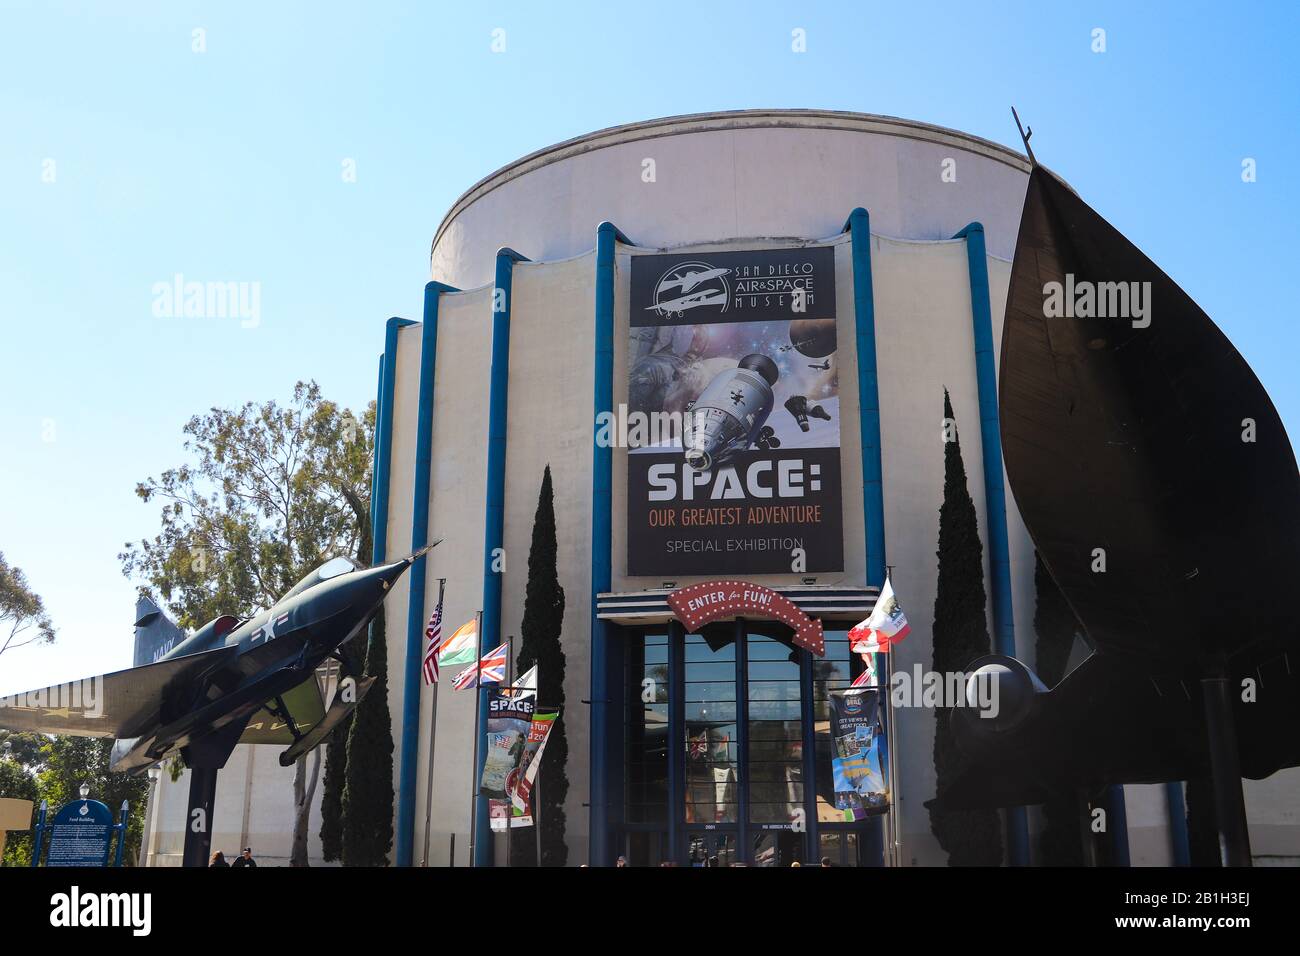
[[231, 847, 257, 868]]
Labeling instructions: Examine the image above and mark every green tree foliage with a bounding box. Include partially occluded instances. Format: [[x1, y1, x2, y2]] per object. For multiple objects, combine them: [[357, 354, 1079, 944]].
[[341, 604, 394, 866], [509, 466, 568, 867], [0, 755, 39, 866], [0, 737, 148, 866], [0, 551, 56, 656], [118, 381, 374, 864], [929, 389, 1004, 866], [1032, 551, 1086, 865], [120, 381, 374, 624]]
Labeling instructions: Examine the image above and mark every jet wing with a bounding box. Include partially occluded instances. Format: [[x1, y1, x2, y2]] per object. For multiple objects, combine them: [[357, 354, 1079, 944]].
[[240, 673, 327, 745], [0, 645, 237, 739]]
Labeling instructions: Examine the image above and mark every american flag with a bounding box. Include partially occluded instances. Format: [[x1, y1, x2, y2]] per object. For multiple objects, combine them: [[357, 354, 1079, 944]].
[[452, 641, 510, 691], [422, 599, 443, 685]]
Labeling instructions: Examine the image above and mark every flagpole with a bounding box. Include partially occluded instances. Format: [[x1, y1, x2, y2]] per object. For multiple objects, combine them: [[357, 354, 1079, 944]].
[[506, 637, 514, 868], [534, 765, 543, 867], [420, 578, 446, 866], [883, 565, 901, 867], [468, 609, 483, 867]]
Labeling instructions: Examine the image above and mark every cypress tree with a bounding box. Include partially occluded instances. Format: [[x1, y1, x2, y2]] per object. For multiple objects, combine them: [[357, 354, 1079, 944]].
[[929, 389, 1004, 865], [319, 721, 348, 862], [319, 641, 362, 862], [1032, 551, 1086, 865], [341, 604, 395, 866], [509, 465, 568, 867]]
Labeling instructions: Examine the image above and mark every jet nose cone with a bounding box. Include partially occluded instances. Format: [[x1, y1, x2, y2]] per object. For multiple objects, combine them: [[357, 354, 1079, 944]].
[[354, 557, 414, 594], [307, 558, 414, 620]]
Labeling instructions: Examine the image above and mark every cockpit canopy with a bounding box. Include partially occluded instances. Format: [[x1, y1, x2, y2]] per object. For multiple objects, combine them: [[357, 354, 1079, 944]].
[[279, 556, 359, 603]]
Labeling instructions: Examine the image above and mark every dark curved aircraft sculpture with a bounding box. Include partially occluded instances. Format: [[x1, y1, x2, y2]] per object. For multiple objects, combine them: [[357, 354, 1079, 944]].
[[940, 164, 1299, 866]]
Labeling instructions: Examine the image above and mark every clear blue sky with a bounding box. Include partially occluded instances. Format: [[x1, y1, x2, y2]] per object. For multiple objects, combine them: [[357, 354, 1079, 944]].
[[1, 0, 1296, 696]]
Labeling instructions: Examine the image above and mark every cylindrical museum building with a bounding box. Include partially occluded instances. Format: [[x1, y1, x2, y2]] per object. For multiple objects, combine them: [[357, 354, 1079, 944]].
[[367, 110, 1295, 868]]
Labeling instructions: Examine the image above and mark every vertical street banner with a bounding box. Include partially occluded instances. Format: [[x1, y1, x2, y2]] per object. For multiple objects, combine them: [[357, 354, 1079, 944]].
[[828, 687, 888, 820], [480, 688, 534, 798], [626, 247, 844, 575]]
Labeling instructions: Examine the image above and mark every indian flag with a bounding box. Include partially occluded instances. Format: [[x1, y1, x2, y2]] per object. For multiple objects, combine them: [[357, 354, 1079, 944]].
[[438, 618, 479, 668]]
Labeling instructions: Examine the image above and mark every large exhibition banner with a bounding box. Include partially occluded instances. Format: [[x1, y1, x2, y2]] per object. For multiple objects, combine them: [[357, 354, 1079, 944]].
[[626, 247, 844, 575]]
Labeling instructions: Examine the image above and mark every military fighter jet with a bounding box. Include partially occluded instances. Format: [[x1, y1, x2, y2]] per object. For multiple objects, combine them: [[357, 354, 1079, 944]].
[[0, 545, 436, 774]]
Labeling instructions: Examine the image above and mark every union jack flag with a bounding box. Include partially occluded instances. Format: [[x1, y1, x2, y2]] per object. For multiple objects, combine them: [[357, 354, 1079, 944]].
[[452, 641, 510, 691], [422, 599, 443, 685]]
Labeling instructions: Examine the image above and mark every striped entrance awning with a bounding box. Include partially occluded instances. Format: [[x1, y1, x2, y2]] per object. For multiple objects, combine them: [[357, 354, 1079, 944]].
[[596, 585, 880, 625]]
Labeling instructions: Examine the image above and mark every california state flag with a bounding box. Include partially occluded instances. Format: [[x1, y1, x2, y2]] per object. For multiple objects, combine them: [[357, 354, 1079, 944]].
[[849, 577, 910, 654]]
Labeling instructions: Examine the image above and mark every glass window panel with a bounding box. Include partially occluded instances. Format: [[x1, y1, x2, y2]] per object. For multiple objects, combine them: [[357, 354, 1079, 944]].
[[748, 699, 802, 721], [683, 629, 739, 829], [626, 631, 670, 824], [748, 660, 800, 681], [683, 661, 738, 684]]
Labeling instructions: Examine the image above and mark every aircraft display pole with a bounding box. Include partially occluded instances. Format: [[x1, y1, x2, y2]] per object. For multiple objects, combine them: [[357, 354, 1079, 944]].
[[1201, 672, 1253, 866], [420, 578, 446, 866], [468, 610, 484, 866], [182, 766, 219, 867]]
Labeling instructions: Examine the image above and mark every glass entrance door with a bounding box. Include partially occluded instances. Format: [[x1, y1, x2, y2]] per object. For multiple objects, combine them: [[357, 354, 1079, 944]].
[[687, 830, 738, 867], [617, 619, 885, 866]]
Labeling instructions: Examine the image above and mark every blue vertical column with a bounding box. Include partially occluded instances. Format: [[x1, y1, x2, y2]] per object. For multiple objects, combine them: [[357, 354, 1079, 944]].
[[845, 209, 886, 867], [1165, 781, 1191, 866], [845, 209, 885, 586], [396, 282, 458, 867], [590, 222, 631, 866], [667, 624, 685, 863], [475, 249, 528, 867], [371, 317, 414, 865], [799, 649, 818, 864], [952, 222, 1030, 867], [734, 622, 750, 861], [1108, 785, 1132, 866], [372, 317, 416, 567]]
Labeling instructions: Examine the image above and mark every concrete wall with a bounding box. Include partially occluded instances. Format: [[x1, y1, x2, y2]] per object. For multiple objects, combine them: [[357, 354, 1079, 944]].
[[1247, 768, 1300, 864], [378, 256, 599, 866], [144, 743, 328, 867], [431, 111, 1031, 289], [403, 286, 493, 866]]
